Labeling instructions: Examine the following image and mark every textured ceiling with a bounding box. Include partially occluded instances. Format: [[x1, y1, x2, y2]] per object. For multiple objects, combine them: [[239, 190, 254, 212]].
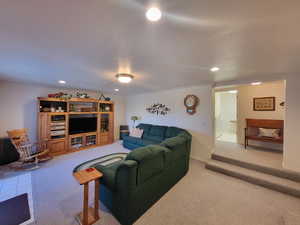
[[0, 0, 299, 95]]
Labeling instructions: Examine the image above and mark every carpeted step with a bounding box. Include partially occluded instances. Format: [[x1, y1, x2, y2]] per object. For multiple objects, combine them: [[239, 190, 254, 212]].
[[205, 160, 300, 198], [212, 153, 300, 183]]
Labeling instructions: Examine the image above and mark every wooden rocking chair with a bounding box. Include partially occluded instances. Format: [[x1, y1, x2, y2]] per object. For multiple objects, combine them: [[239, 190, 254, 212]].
[[7, 128, 50, 169]]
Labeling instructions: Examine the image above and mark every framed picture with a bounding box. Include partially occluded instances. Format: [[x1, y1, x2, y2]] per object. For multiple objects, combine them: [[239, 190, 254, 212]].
[[253, 97, 276, 111]]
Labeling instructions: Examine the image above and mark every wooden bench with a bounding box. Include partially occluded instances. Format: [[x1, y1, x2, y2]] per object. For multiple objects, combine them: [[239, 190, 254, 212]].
[[245, 119, 284, 149]]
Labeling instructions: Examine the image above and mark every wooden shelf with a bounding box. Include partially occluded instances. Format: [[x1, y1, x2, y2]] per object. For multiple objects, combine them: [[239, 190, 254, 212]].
[[69, 112, 98, 114], [99, 112, 113, 113], [40, 112, 67, 115], [70, 132, 97, 137], [69, 98, 99, 102], [38, 97, 68, 102], [49, 137, 66, 141]]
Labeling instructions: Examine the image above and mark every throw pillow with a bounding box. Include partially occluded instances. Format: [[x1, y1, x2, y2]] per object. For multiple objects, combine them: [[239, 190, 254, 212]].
[[258, 128, 280, 138], [130, 128, 144, 138]]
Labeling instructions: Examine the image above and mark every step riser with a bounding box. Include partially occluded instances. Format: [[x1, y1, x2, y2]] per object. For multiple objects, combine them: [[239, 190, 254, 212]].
[[212, 154, 300, 183], [205, 163, 300, 198]]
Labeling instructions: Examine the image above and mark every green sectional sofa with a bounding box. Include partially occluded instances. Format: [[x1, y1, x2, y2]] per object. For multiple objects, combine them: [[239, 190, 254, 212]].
[[95, 124, 192, 225]]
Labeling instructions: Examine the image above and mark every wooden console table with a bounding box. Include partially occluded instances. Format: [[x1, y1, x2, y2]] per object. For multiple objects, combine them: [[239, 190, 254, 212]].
[[73, 168, 103, 225]]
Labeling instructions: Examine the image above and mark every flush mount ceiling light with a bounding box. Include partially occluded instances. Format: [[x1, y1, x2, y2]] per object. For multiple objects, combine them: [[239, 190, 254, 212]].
[[116, 73, 134, 83], [58, 80, 66, 84], [210, 67, 220, 72], [251, 82, 262, 86], [114, 88, 119, 92], [146, 7, 162, 22]]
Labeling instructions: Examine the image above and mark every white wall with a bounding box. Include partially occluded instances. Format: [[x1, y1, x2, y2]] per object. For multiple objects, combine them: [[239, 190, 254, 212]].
[[0, 80, 126, 141], [283, 75, 300, 172], [125, 85, 214, 161]]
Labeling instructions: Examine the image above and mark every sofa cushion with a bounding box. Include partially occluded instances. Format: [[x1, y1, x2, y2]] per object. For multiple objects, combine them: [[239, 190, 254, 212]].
[[136, 124, 152, 135], [161, 136, 186, 147], [141, 139, 160, 145], [143, 125, 167, 142], [95, 160, 124, 190], [165, 127, 184, 139], [126, 145, 165, 184], [123, 136, 141, 145], [178, 131, 192, 140], [123, 136, 159, 146], [160, 136, 187, 160]]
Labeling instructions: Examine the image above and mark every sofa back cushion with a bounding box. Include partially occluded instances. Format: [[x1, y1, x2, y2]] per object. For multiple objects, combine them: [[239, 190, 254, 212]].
[[165, 127, 184, 139], [136, 124, 152, 137], [126, 145, 165, 185], [160, 136, 188, 160], [143, 125, 167, 142]]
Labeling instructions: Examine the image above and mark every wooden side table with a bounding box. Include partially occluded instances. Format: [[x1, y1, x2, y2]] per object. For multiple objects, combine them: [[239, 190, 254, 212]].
[[73, 168, 103, 225]]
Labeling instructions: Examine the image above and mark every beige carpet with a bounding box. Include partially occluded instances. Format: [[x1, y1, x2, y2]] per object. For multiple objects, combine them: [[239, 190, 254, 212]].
[[4, 142, 299, 225], [214, 141, 283, 169]]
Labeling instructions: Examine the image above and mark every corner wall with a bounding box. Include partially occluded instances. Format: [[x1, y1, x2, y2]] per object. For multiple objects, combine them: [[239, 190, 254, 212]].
[[125, 85, 214, 161], [283, 75, 300, 172], [0, 81, 126, 141]]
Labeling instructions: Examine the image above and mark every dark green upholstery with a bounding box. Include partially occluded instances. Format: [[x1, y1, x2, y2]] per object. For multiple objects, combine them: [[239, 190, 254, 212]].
[[137, 123, 152, 136], [123, 123, 186, 150], [165, 126, 184, 139], [97, 124, 192, 225], [143, 125, 167, 142], [126, 145, 165, 185], [94, 160, 124, 190]]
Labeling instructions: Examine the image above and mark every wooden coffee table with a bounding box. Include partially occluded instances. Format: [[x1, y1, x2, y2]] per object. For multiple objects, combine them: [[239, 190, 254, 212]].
[[73, 168, 103, 225]]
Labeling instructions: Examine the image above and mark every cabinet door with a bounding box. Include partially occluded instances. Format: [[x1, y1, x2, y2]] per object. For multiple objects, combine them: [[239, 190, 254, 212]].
[[100, 114, 110, 134], [49, 140, 65, 155], [39, 113, 49, 141], [99, 134, 109, 145], [100, 113, 114, 144], [108, 112, 114, 143]]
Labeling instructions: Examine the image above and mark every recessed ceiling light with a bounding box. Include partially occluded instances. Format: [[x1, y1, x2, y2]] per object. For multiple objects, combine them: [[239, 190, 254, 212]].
[[210, 67, 220, 72], [146, 7, 162, 22], [116, 73, 134, 83], [114, 89, 119, 92], [58, 80, 66, 84], [251, 82, 262, 86]]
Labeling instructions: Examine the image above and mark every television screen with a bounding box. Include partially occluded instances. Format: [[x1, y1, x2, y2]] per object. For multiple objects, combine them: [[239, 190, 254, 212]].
[[69, 114, 97, 135]]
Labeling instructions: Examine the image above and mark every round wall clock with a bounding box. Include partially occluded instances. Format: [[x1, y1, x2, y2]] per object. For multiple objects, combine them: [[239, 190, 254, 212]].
[[184, 95, 199, 115]]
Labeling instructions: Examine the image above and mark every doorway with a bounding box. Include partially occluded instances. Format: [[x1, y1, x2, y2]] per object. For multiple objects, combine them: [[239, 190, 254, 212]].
[[215, 90, 238, 143]]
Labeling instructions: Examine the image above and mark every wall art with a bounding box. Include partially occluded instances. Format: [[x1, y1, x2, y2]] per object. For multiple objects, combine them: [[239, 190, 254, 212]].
[[146, 103, 170, 115]]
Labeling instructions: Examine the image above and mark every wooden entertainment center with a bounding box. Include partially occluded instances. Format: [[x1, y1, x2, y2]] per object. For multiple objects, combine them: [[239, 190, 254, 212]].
[[38, 97, 114, 156]]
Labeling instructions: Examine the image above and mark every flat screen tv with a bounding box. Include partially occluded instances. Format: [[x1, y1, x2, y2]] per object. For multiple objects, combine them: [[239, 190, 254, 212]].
[[69, 114, 97, 135]]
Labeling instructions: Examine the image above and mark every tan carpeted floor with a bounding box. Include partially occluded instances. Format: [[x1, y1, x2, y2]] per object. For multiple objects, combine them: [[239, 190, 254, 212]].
[[214, 141, 283, 169], [11, 142, 300, 225]]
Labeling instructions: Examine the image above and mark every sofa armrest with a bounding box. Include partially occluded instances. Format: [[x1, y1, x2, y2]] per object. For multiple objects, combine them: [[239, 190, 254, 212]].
[[115, 160, 138, 191]]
